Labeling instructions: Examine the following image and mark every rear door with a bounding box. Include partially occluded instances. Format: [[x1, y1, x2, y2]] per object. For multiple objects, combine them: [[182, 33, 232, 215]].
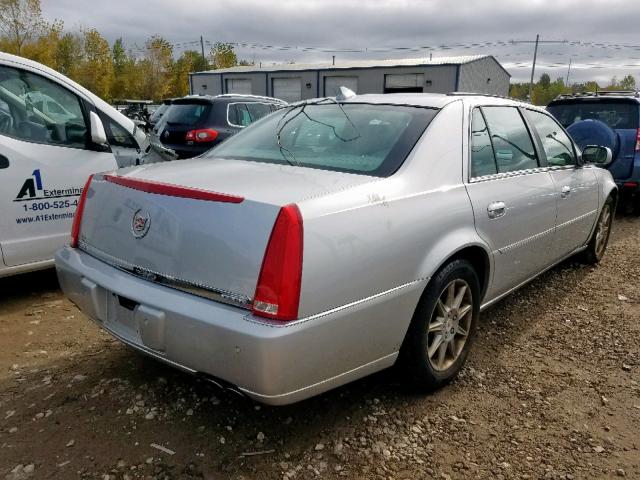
[[524, 108, 599, 260], [0, 62, 116, 267], [465, 106, 557, 298]]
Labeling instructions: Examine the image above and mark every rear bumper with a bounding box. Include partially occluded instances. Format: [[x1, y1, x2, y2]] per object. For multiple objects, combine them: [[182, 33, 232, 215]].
[[55, 247, 423, 405]]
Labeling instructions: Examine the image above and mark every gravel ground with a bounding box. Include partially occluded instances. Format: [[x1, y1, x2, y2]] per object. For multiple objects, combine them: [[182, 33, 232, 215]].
[[1, 215, 639, 480]]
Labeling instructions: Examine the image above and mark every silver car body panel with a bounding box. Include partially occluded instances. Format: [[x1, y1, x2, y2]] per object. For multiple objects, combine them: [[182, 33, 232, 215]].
[[56, 94, 618, 404]]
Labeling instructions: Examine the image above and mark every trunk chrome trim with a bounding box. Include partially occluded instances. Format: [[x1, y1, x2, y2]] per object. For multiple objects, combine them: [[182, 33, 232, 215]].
[[78, 241, 252, 309]]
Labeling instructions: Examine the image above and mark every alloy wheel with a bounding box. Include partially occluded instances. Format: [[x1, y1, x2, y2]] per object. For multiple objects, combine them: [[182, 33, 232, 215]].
[[426, 279, 473, 372], [595, 203, 612, 259]]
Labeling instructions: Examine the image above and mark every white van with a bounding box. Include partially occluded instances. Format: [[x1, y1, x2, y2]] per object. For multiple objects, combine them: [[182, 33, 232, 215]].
[[0, 52, 154, 278]]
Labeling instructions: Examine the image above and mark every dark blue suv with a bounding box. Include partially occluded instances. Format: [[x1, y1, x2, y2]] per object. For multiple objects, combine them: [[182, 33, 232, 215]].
[[547, 91, 640, 213]]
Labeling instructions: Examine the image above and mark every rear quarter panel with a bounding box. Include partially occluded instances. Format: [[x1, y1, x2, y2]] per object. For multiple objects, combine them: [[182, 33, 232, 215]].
[[297, 101, 487, 351]]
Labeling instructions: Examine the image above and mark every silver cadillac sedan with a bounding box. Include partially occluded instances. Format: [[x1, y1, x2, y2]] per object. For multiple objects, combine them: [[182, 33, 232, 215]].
[[56, 92, 617, 405]]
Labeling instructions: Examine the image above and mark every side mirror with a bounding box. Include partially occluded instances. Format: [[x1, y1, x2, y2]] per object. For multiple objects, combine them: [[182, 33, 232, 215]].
[[89, 111, 108, 145], [582, 145, 613, 167]]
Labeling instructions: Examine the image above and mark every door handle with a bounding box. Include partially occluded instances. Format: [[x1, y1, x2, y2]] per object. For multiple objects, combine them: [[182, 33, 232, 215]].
[[560, 185, 571, 198], [487, 201, 506, 219], [0, 154, 9, 169]]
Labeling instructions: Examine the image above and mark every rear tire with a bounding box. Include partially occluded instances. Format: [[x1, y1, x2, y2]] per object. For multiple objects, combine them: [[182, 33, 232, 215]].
[[580, 196, 614, 264], [398, 259, 480, 391]]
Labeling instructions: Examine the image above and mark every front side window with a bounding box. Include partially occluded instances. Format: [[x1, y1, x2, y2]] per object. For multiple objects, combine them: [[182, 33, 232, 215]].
[[525, 110, 576, 167], [208, 103, 437, 177], [470, 108, 497, 178], [100, 113, 137, 149], [481, 107, 539, 173], [0, 65, 88, 149]]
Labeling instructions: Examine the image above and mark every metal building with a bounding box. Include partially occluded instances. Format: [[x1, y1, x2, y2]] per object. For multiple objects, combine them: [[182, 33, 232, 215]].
[[189, 55, 510, 101]]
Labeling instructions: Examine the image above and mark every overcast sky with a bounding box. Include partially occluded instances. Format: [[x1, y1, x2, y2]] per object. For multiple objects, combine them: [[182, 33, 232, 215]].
[[41, 0, 640, 84]]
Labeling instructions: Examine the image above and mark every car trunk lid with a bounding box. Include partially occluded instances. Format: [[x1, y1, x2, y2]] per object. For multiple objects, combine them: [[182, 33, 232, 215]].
[[77, 158, 376, 305]]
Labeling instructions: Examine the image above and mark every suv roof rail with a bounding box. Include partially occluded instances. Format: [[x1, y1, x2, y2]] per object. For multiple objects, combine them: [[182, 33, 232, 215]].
[[554, 90, 640, 100], [216, 93, 287, 103]]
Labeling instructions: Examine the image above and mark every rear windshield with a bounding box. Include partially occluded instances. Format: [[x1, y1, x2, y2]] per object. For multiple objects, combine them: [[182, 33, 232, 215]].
[[206, 103, 437, 177], [162, 102, 211, 126], [548, 100, 639, 130]]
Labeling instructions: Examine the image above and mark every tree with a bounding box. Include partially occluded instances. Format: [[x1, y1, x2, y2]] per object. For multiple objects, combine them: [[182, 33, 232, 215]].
[[170, 50, 202, 97], [619, 74, 636, 91], [539, 73, 551, 89], [209, 42, 237, 69], [0, 0, 46, 54], [20, 18, 62, 68], [139, 35, 174, 100], [76, 28, 114, 100], [54, 32, 82, 77]]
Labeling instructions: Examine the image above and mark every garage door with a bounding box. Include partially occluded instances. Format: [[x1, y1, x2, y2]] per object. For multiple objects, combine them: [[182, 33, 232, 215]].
[[324, 76, 358, 96], [384, 73, 424, 93], [272, 78, 302, 102], [225, 78, 252, 95]]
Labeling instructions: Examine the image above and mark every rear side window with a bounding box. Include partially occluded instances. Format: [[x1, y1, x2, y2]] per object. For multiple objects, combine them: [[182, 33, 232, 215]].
[[162, 103, 211, 127], [481, 107, 539, 173], [525, 110, 576, 167], [228, 102, 275, 127], [208, 103, 437, 177], [547, 101, 639, 130], [470, 108, 497, 177]]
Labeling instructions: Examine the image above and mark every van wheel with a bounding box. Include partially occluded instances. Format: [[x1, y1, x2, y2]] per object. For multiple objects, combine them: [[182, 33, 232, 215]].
[[581, 197, 614, 264], [398, 259, 480, 391]]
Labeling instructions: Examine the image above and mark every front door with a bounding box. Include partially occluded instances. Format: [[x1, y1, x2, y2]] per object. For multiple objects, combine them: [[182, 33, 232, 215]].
[[466, 106, 557, 299], [0, 63, 116, 267], [524, 109, 600, 260]]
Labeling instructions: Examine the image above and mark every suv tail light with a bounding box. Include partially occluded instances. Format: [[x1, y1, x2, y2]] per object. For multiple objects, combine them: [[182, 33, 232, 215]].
[[252, 204, 303, 321], [186, 128, 219, 143], [70, 175, 94, 248], [636, 128, 640, 151]]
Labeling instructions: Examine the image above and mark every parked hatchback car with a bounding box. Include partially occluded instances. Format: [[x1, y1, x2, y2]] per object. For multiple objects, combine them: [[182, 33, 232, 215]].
[[151, 94, 286, 159], [56, 93, 616, 405], [0, 52, 156, 279], [547, 91, 640, 212]]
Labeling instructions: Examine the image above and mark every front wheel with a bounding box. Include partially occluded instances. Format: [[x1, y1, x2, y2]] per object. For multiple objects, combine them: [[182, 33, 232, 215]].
[[398, 259, 480, 391], [581, 196, 614, 264]]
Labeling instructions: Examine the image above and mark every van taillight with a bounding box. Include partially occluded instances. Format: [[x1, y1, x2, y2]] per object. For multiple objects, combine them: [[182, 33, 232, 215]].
[[70, 175, 94, 248], [186, 128, 219, 143], [636, 128, 640, 151], [252, 205, 303, 321]]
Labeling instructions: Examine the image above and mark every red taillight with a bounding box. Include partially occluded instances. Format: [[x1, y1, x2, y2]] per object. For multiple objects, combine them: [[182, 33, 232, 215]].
[[70, 175, 94, 248], [623, 181, 638, 188], [636, 128, 640, 151], [186, 128, 219, 143], [252, 205, 303, 321]]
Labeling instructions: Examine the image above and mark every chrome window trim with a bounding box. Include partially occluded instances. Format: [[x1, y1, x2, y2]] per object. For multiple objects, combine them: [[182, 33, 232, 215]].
[[226, 101, 278, 128], [78, 240, 252, 309]]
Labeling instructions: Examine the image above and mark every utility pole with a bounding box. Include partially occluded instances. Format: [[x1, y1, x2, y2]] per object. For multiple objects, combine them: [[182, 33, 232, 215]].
[[565, 57, 572, 86], [528, 34, 540, 102], [200, 36, 207, 69]]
